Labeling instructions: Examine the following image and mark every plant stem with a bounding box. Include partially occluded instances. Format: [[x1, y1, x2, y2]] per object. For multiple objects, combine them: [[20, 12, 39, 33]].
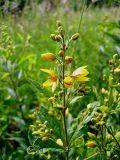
[[62, 37, 68, 160], [105, 124, 120, 149]]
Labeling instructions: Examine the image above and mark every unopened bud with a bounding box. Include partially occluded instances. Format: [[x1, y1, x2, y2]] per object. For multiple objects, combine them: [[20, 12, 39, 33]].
[[48, 110, 55, 116], [56, 20, 62, 27], [86, 141, 96, 148], [65, 56, 73, 64], [42, 136, 49, 142], [71, 33, 79, 40], [87, 132, 96, 139], [56, 139, 63, 146], [58, 50, 64, 57], [50, 34, 56, 41], [55, 35, 62, 42], [113, 54, 118, 60], [114, 68, 120, 73]]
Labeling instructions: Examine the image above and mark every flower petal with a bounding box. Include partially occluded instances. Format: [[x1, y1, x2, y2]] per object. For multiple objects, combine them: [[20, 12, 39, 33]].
[[72, 66, 89, 77], [43, 79, 53, 87], [75, 76, 89, 82], [40, 69, 55, 75], [52, 81, 57, 92]]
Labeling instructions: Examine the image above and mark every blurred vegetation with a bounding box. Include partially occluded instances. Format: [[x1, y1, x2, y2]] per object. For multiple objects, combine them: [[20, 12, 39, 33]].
[[0, 2, 120, 160]]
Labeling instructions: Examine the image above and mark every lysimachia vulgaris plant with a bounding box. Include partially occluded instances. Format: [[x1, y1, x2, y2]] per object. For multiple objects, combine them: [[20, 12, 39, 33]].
[[82, 54, 120, 159], [28, 21, 90, 160]]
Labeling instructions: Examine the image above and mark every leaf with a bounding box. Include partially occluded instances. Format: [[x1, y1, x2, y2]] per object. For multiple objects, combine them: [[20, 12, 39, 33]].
[[7, 88, 17, 99], [69, 96, 82, 105], [83, 101, 100, 124]]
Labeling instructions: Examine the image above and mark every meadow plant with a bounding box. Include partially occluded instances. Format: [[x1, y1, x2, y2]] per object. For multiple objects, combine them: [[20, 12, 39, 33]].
[[28, 21, 90, 160], [28, 21, 120, 160]]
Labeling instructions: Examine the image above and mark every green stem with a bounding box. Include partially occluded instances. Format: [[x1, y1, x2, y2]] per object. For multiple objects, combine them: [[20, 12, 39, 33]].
[[105, 124, 120, 149], [62, 37, 68, 160]]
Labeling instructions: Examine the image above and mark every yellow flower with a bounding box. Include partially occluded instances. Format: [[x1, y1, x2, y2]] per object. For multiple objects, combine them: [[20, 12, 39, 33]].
[[72, 66, 89, 82], [85, 141, 96, 148], [56, 139, 63, 146], [41, 53, 56, 61], [41, 69, 58, 92], [64, 76, 74, 88]]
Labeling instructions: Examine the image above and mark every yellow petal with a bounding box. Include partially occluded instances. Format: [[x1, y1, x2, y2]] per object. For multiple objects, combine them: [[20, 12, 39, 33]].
[[72, 66, 89, 77], [41, 69, 55, 75], [74, 76, 89, 82], [43, 79, 53, 87], [41, 53, 56, 61]]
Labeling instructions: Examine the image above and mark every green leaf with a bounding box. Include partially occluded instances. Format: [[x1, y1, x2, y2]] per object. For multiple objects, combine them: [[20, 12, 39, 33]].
[[69, 96, 82, 105]]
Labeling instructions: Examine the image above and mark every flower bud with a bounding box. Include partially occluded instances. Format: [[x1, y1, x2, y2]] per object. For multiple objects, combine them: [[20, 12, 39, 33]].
[[42, 136, 49, 142], [86, 141, 96, 148], [55, 35, 62, 42], [41, 53, 56, 61], [114, 68, 120, 73], [64, 77, 74, 88], [65, 108, 69, 118], [56, 20, 62, 27], [44, 121, 48, 125], [56, 139, 63, 146], [87, 132, 96, 139], [30, 125, 35, 129], [65, 56, 73, 64], [45, 129, 49, 134], [109, 60, 114, 65], [71, 33, 79, 40], [113, 54, 118, 60], [48, 110, 55, 116], [58, 50, 64, 57], [48, 97, 56, 102], [50, 129, 54, 133], [47, 154, 51, 160], [50, 34, 56, 41]]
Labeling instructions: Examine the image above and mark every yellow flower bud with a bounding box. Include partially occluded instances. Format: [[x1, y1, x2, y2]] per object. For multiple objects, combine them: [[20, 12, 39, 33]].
[[86, 141, 96, 148], [48, 97, 56, 102], [71, 33, 79, 40], [44, 121, 48, 125], [87, 132, 96, 139], [56, 20, 62, 27], [41, 53, 56, 61], [64, 77, 74, 88], [45, 129, 49, 134], [47, 154, 52, 160], [48, 110, 55, 116], [114, 68, 120, 73], [58, 50, 64, 57], [30, 125, 35, 129], [50, 34, 56, 41], [56, 139, 63, 146], [32, 130, 43, 135], [65, 56, 73, 64], [55, 35, 62, 42], [42, 136, 49, 142], [113, 54, 118, 60], [65, 108, 69, 118]]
